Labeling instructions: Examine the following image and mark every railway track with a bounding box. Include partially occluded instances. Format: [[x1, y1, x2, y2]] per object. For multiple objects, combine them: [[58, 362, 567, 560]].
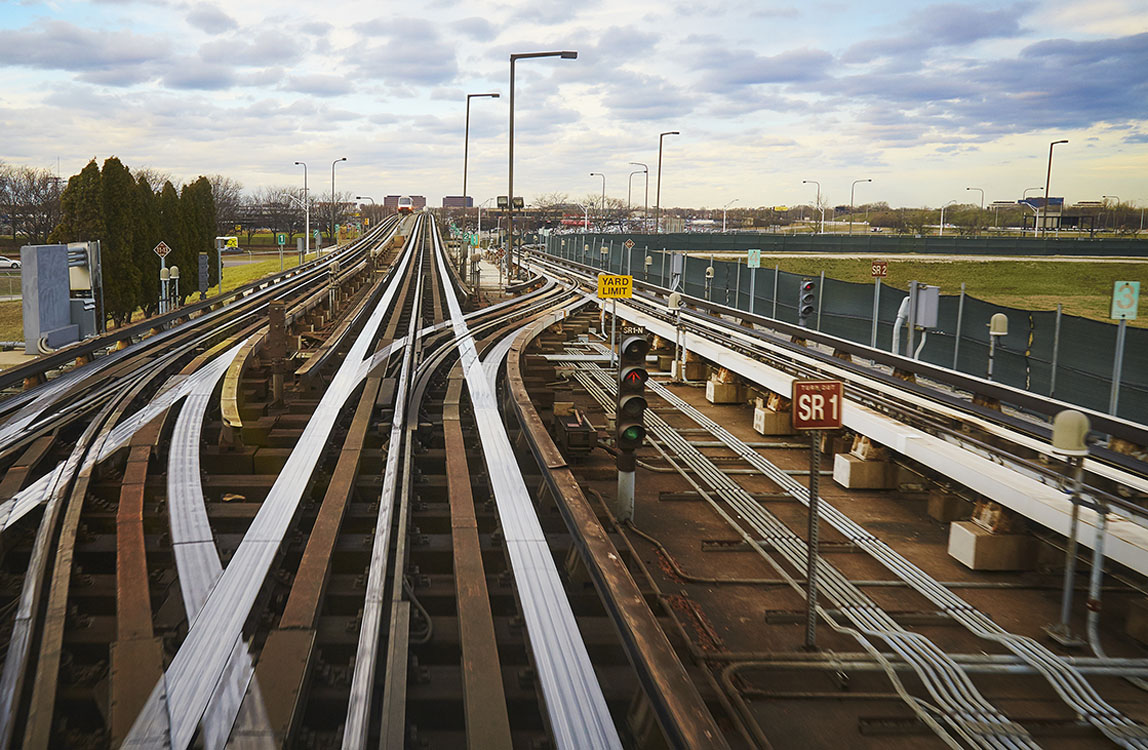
[[0, 212, 736, 749]]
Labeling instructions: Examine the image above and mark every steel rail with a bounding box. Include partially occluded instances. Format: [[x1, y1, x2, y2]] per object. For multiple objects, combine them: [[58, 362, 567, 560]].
[[0, 220, 395, 462], [167, 367, 274, 749], [530, 249, 1148, 447], [344, 213, 428, 749], [429, 218, 623, 750], [0, 217, 397, 396], [502, 304, 731, 749], [621, 360, 1148, 748], [123, 223, 419, 749], [574, 362, 1036, 749]]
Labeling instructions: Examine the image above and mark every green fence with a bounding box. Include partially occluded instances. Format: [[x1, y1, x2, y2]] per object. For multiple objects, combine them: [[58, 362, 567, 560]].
[[543, 236, 1148, 424]]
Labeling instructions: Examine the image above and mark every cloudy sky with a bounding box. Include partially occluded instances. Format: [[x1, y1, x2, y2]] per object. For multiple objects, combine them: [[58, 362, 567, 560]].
[[1, 0, 1146, 210]]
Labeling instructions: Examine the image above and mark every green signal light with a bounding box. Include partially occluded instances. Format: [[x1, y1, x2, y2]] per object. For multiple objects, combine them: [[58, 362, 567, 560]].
[[620, 425, 645, 442]]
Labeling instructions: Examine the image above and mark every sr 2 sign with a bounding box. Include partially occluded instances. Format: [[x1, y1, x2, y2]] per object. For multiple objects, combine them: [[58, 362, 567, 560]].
[[792, 380, 844, 430]]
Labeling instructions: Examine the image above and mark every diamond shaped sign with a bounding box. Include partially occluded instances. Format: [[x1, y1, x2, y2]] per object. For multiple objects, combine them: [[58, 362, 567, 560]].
[[153, 241, 172, 258]]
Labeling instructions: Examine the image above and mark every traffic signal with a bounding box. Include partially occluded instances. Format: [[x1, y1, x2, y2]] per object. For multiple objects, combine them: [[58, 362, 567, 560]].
[[616, 334, 650, 463], [797, 277, 816, 327]]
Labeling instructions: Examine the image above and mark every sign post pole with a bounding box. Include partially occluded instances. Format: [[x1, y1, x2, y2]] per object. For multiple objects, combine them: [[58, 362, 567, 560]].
[[804, 429, 821, 650], [871, 260, 887, 349], [792, 379, 844, 651], [1108, 281, 1139, 415], [611, 298, 618, 369]]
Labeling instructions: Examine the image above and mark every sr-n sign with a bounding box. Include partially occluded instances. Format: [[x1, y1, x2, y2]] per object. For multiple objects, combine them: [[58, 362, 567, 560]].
[[792, 380, 844, 430]]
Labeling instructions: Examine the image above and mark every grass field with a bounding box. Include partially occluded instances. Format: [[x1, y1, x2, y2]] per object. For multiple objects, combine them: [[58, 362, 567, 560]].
[[715, 256, 1147, 327]]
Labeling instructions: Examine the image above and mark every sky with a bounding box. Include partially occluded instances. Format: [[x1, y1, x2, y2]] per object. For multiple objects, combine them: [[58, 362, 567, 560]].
[[0, 0, 1146, 211]]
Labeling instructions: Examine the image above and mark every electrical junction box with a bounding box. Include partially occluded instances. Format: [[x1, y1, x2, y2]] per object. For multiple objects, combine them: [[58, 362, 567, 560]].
[[914, 285, 940, 329]]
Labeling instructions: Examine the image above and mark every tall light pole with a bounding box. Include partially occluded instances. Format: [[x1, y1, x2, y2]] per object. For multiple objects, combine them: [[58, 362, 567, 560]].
[[939, 199, 959, 237], [509, 50, 577, 280], [1023, 186, 1042, 199], [464, 92, 499, 228], [655, 131, 679, 233], [966, 186, 984, 210], [590, 172, 605, 231], [849, 178, 871, 235], [1104, 195, 1120, 232], [722, 199, 738, 232], [294, 161, 309, 256], [630, 161, 648, 232], [331, 157, 347, 247], [627, 169, 643, 227], [802, 179, 823, 234], [1041, 139, 1068, 236]]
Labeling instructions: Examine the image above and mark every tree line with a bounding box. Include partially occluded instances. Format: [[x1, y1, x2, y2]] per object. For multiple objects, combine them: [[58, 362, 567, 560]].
[[50, 158, 217, 326]]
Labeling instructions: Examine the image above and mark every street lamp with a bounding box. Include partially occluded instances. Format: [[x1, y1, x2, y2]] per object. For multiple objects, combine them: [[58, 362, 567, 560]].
[[630, 162, 648, 232], [655, 131, 679, 232], [849, 178, 872, 235], [1023, 186, 1042, 199], [464, 92, 499, 228], [590, 172, 605, 231], [802, 180, 823, 234], [1041, 139, 1068, 236], [627, 169, 644, 228], [295, 161, 309, 256], [508, 50, 577, 280], [722, 199, 738, 232], [966, 186, 984, 210], [939, 199, 958, 237], [331, 157, 347, 247]]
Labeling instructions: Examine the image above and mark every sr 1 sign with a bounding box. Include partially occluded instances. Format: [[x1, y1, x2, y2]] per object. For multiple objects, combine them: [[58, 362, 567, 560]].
[[792, 380, 844, 430]]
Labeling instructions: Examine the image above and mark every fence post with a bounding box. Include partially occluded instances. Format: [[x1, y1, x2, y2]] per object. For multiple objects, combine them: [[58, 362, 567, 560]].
[[1049, 303, 1062, 396], [952, 282, 966, 370], [734, 259, 741, 309], [772, 264, 779, 318]]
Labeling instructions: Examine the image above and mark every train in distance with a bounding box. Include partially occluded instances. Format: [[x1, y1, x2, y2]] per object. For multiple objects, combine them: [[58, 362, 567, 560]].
[[398, 196, 414, 214]]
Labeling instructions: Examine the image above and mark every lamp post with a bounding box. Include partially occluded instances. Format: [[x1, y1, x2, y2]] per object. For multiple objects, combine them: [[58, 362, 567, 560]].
[[966, 186, 984, 237], [849, 178, 871, 235], [627, 169, 643, 228], [590, 172, 605, 231], [464, 92, 500, 230], [939, 199, 958, 237], [1041, 139, 1068, 236], [331, 157, 347, 247], [655, 131, 679, 232], [722, 199, 738, 232], [1103, 195, 1120, 233], [356, 196, 374, 235], [802, 180, 823, 234], [509, 50, 577, 281], [630, 162, 648, 232], [295, 161, 309, 256]]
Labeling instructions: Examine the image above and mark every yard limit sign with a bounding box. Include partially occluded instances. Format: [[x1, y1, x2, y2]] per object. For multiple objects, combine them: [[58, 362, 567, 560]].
[[792, 379, 844, 649], [598, 274, 632, 367]]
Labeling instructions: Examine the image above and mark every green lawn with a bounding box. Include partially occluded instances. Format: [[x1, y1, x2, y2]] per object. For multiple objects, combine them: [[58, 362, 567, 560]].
[[724, 257, 1147, 327]]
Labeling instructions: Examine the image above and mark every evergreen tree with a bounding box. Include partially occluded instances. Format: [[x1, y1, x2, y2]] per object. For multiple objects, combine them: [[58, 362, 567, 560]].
[[100, 157, 142, 325], [134, 176, 162, 316], [156, 180, 184, 305], [178, 177, 216, 300], [50, 160, 104, 243]]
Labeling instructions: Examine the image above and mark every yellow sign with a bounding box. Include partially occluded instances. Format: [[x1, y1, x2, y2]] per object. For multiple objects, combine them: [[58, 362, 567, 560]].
[[225, 237, 238, 248], [597, 274, 633, 299]]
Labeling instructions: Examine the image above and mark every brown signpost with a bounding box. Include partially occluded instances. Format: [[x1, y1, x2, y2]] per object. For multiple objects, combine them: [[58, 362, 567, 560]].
[[791, 379, 844, 649]]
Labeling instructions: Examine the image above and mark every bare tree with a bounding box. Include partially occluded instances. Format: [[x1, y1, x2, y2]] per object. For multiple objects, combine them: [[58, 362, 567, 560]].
[[205, 174, 244, 236], [1, 164, 62, 244]]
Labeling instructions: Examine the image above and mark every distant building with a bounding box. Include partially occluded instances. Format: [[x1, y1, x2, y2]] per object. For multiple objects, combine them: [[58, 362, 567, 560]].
[[442, 196, 474, 208], [383, 195, 401, 211]]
